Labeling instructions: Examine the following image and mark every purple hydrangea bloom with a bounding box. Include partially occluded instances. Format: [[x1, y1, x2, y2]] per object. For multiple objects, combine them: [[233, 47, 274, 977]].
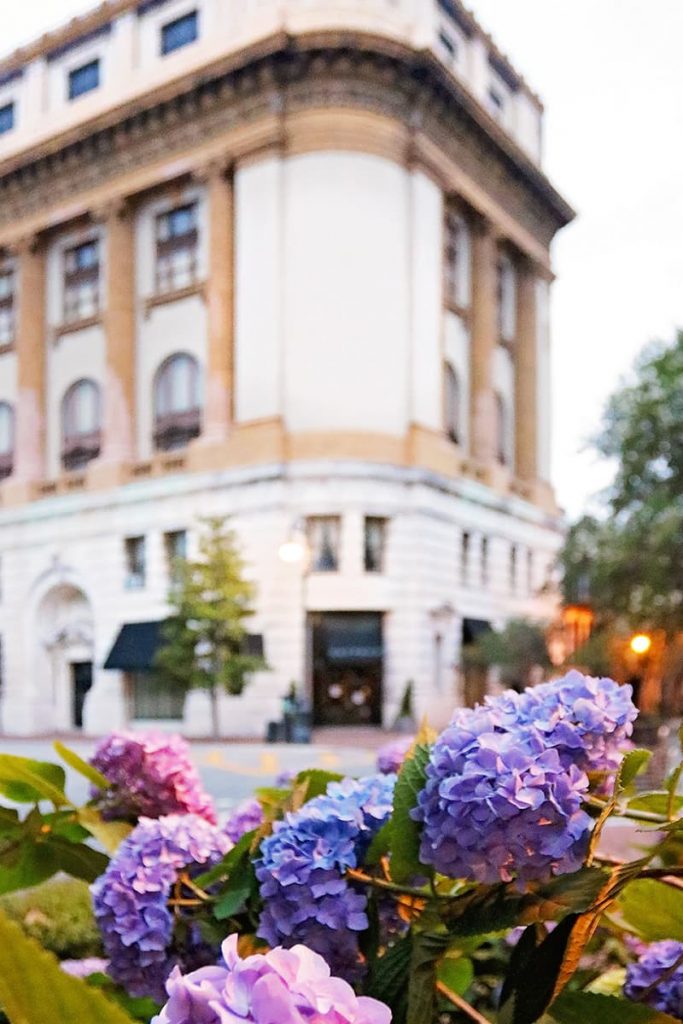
[[414, 706, 592, 884], [625, 940, 683, 1018], [377, 737, 414, 774], [90, 731, 217, 824], [224, 797, 264, 843], [255, 774, 395, 980], [153, 934, 391, 1024], [60, 957, 109, 979], [487, 671, 638, 773], [91, 814, 232, 1001]]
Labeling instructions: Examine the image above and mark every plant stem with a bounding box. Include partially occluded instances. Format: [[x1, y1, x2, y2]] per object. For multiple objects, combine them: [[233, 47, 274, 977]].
[[586, 797, 668, 826], [346, 868, 430, 899], [436, 982, 491, 1023]]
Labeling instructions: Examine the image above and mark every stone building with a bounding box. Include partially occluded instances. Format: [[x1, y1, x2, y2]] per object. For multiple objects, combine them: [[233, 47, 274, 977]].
[[0, 0, 573, 736]]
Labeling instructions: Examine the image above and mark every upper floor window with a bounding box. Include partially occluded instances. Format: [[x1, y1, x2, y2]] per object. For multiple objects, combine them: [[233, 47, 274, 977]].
[[62, 378, 101, 471], [154, 353, 201, 451], [156, 203, 198, 293], [64, 239, 100, 323], [497, 254, 516, 342], [125, 536, 146, 590], [68, 60, 100, 100], [460, 530, 471, 585], [0, 103, 14, 136], [0, 268, 15, 346], [165, 529, 188, 584], [438, 29, 458, 66], [480, 536, 489, 587], [0, 402, 14, 480], [444, 363, 460, 445], [526, 548, 534, 595], [495, 391, 510, 467], [488, 86, 506, 122], [510, 543, 518, 593], [307, 517, 341, 573], [364, 517, 387, 573], [444, 209, 470, 309], [161, 11, 198, 55]]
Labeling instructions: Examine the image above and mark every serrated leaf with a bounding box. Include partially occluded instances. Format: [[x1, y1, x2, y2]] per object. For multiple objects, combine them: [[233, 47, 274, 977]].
[[0, 908, 136, 1024], [366, 935, 412, 1024], [389, 743, 431, 884], [436, 954, 474, 997], [54, 741, 110, 789], [551, 991, 680, 1023], [629, 793, 683, 816], [617, 879, 683, 943], [77, 806, 133, 854], [295, 769, 345, 802], [407, 931, 448, 1024], [618, 749, 652, 790], [0, 755, 67, 806], [48, 836, 109, 882]]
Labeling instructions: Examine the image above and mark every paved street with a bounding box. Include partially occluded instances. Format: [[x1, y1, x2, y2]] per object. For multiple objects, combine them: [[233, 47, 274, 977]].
[[0, 735, 388, 815]]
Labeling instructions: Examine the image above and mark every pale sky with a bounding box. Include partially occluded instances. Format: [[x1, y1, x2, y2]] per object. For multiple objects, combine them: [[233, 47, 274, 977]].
[[3, 1, 682, 518]]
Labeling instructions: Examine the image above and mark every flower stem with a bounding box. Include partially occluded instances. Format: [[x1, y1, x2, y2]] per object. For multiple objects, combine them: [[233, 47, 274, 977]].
[[436, 981, 492, 1023]]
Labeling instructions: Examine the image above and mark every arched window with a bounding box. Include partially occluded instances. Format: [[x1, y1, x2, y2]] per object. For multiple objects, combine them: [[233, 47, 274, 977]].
[[0, 402, 14, 479], [495, 391, 509, 466], [62, 379, 101, 471], [153, 353, 201, 451], [444, 363, 460, 444], [444, 209, 471, 309]]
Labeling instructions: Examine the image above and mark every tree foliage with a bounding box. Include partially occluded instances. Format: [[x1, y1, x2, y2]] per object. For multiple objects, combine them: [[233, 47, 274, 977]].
[[463, 618, 551, 690], [560, 333, 683, 635]]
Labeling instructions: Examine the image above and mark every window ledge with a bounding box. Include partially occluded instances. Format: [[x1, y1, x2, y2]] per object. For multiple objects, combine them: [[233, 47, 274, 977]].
[[53, 314, 102, 341], [144, 281, 206, 318]]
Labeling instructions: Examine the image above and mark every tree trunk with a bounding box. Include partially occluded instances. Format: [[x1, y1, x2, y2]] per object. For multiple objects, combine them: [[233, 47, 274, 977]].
[[209, 682, 220, 738]]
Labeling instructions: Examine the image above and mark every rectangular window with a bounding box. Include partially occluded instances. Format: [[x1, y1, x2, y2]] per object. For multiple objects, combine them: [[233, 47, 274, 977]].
[[488, 87, 505, 120], [510, 543, 518, 593], [438, 29, 458, 62], [68, 60, 100, 100], [63, 239, 100, 322], [497, 256, 517, 342], [165, 529, 187, 583], [461, 531, 471, 585], [125, 536, 146, 589], [480, 536, 489, 587], [364, 517, 387, 573], [156, 203, 199, 293], [0, 103, 14, 136], [161, 11, 198, 55], [306, 517, 341, 573], [526, 548, 534, 595], [130, 671, 184, 720], [0, 268, 15, 345]]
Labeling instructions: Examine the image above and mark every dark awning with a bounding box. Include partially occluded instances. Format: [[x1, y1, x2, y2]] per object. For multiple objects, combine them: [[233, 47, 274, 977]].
[[462, 618, 492, 646], [105, 621, 264, 672]]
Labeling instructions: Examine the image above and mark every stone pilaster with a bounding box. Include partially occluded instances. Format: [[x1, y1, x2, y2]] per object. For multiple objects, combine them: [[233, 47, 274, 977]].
[[514, 255, 538, 483], [4, 236, 46, 502], [469, 216, 497, 467], [202, 159, 234, 444]]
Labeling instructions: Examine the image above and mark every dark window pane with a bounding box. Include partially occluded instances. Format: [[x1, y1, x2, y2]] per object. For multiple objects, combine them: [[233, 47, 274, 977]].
[[131, 672, 185, 720], [68, 60, 100, 100], [161, 11, 198, 56], [364, 518, 387, 573], [0, 103, 14, 135]]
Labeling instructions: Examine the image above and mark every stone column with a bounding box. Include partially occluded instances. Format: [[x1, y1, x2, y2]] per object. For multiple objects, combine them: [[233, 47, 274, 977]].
[[97, 200, 136, 470], [202, 159, 234, 444], [6, 236, 46, 499], [514, 256, 538, 483], [469, 216, 498, 466]]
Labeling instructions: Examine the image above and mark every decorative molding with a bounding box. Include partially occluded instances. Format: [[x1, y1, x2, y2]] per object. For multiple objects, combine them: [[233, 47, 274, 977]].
[[52, 313, 103, 341], [143, 280, 206, 318]]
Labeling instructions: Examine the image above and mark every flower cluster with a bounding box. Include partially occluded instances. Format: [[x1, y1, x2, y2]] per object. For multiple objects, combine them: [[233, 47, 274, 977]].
[[624, 940, 683, 1018], [91, 814, 231, 1002], [255, 774, 396, 979], [487, 670, 637, 773], [377, 736, 414, 774], [154, 935, 391, 1024], [414, 704, 592, 884], [90, 731, 217, 824], [224, 797, 264, 843]]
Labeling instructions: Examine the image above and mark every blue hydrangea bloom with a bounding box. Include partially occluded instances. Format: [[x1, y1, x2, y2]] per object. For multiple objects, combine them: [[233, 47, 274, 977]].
[[413, 706, 592, 884], [91, 814, 231, 1002], [487, 670, 637, 773], [255, 774, 395, 980], [625, 940, 683, 1018]]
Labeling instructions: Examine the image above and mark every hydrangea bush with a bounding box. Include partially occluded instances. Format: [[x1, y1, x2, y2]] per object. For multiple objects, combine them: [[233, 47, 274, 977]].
[[5, 670, 683, 1024]]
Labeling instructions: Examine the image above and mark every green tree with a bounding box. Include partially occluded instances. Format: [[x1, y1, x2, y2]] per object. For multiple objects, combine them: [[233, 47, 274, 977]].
[[155, 517, 265, 737], [463, 618, 550, 693], [560, 332, 683, 636]]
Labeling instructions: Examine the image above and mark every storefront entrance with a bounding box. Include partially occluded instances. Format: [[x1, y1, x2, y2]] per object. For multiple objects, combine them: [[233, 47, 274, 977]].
[[310, 612, 383, 726], [71, 661, 93, 729]]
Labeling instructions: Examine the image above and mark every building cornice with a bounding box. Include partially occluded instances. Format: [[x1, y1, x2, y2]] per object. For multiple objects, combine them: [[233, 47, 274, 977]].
[[0, 32, 573, 250]]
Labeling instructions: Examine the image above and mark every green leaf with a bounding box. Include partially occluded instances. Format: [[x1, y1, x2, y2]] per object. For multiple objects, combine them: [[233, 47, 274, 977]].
[[436, 954, 474, 997], [193, 830, 254, 889], [365, 821, 391, 867], [389, 743, 431, 883], [442, 866, 609, 938], [213, 853, 256, 921], [366, 936, 412, 1024], [407, 930, 447, 1024], [0, 908, 136, 1024], [617, 879, 683, 943], [0, 755, 67, 806], [0, 840, 59, 895], [629, 793, 683, 816], [83, 975, 160, 1023], [47, 836, 109, 883], [618, 749, 652, 790], [77, 807, 133, 854], [54, 741, 110, 789], [551, 991, 680, 1023], [295, 769, 344, 802]]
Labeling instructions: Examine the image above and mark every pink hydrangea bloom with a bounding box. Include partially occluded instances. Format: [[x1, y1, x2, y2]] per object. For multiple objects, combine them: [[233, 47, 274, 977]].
[[153, 935, 391, 1024]]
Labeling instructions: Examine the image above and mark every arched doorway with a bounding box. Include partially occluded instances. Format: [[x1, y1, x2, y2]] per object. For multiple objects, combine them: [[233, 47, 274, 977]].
[[36, 584, 95, 731]]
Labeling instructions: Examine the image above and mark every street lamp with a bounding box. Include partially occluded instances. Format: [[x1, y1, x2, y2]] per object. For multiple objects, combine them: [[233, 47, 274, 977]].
[[278, 520, 308, 565], [630, 633, 652, 656]]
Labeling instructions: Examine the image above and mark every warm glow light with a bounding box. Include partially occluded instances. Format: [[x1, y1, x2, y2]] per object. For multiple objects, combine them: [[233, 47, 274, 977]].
[[630, 634, 652, 656], [278, 540, 306, 564]]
